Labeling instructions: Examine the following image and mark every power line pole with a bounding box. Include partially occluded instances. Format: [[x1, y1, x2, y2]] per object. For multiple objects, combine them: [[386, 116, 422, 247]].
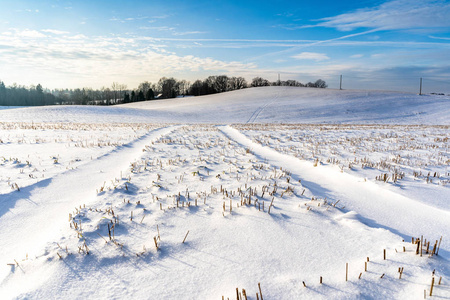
[[339, 75, 343, 90], [419, 77, 423, 95]]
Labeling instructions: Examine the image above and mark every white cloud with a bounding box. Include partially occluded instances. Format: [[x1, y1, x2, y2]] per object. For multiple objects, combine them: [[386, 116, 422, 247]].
[[66, 34, 88, 40], [22, 9, 39, 13], [350, 54, 363, 58], [17, 29, 46, 38], [291, 52, 330, 61], [0, 31, 257, 89], [151, 15, 170, 19], [42, 29, 70, 35], [314, 0, 450, 31]]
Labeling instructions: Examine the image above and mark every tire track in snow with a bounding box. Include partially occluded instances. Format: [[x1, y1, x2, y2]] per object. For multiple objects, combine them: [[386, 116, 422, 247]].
[[246, 88, 283, 123], [218, 125, 450, 258], [0, 125, 180, 271]]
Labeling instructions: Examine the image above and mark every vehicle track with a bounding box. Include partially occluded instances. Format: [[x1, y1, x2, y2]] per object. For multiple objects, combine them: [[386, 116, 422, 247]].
[[246, 88, 283, 123], [218, 125, 450, 258], [0, 125, 180, 275]]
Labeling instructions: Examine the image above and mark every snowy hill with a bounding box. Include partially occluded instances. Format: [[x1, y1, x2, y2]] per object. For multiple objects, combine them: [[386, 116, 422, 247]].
[[1, 86, 449, 124], [122, 86, 450, 124]]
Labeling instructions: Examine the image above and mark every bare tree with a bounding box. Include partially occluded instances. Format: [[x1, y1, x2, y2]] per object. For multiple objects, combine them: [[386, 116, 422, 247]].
[[138, 81, 151, 95], [189, 80, 204, 96], [158, 77, 178, 98], [213, 75, 229, 93], [314, 79, 327, 88], [111, 82, 120, 104], [175, 80, 191, 96], [251, 77, 270, 87], [101, 87, 113, 105], [119, 84, 127, 102], [228, 77, 247, 90]]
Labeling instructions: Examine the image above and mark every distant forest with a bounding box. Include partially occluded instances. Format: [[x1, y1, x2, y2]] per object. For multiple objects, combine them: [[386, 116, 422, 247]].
[[0, 76, 327, 106]]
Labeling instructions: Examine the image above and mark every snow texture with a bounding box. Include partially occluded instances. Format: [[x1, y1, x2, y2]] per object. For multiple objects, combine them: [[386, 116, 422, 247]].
[[0, 87, 449, 299]]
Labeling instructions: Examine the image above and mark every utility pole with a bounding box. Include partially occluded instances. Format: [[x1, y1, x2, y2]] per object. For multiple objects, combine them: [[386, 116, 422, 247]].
[[277, 73, 280, 86], [339, 75, 343, 90], [419, 77, 422, 95]]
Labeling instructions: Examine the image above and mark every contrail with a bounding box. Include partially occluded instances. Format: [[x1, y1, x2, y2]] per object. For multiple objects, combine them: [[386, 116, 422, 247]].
[[246, 28, 381, 62]]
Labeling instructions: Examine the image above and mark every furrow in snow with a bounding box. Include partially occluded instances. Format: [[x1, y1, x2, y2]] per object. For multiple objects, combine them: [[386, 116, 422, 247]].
[[0, 125, 179, 272], [218, 125, 450, 258]]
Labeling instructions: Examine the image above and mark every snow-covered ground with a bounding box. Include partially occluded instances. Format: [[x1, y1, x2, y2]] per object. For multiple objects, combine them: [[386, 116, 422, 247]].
[[1, 87, 449, 124], [0, 87, 449, 299]]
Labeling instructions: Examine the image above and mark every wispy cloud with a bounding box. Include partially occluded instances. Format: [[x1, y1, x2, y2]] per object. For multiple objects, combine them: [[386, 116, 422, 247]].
[[41, 29, 70, 35], [23, 9, 39, 13], [67, 34, 88, 40], [172, 31, 208, 36], [371, 53, 385, 59], [110, 16, 149, 23], [151, 15, 170, 20], [275, 12, 294, 18], [246, 28, 380, 62], [139, 26, 207, 37], [128, 37, 450, 51], [429, 35, 450, 41], [144, 38, 314, 43], [311, 0, 450, 31], [16, 29, 46, 38], [144, 26, 176, 32], [292, 52, 329, 62]]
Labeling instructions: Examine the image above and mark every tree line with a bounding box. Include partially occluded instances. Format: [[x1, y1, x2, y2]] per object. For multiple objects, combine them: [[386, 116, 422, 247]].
[[0, 76, 327, 106]]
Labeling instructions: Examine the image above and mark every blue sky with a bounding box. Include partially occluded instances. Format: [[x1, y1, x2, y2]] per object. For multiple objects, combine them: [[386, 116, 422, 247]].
[[0, 0, 449, 93]]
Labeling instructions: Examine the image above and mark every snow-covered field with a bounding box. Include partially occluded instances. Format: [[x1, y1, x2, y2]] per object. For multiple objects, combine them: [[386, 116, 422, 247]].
[[0, 87, 449, 299], [1, 87, 449, 124]]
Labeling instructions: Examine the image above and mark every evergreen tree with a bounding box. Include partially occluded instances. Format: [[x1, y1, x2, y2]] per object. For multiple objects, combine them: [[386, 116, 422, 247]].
[[36, 84, 44, 106], [146, 88, 154, 100], [0, 81, 6, 106], [123, 93, 130, 103], [137, 90, 145, 101], [36, 84, 43, 94]]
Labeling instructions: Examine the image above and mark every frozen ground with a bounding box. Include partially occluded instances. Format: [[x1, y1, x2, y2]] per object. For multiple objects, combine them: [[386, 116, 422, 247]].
[[0, 87, 448, 299]]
